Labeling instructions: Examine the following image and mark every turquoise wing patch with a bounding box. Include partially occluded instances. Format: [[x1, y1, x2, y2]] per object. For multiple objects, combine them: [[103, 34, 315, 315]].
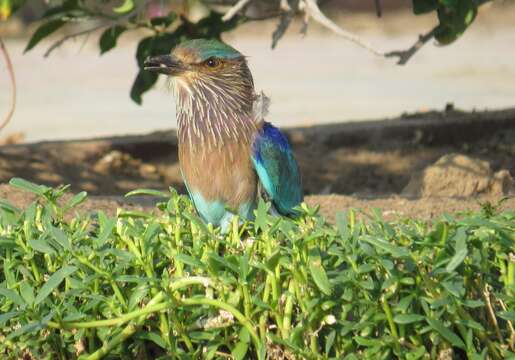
[[251, 122, 303, 216]]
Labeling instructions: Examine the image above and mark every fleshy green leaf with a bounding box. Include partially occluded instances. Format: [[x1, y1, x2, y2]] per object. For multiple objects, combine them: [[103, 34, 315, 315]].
[[308, 248, 332, 295], [135, 331, 167, 349], [9, 177, 49, 195], [49, 225, 71, 251], [0, 287, 25, 307], [394, 314, 425, 324], [498, 311, 515, 322], [231, 341, 249, 360], [0, 199, 20, 213], [446, 227, 468, 272], [361, 235, 409, 258], [254, 198, 271, 232], [63, 191, 88, 211], [125, 188, 169, 198], [19, 282, 34, 306], [34, 266, 78, 305], [28, 239, 56, 255], [426, 317, 466, 349], [0, 311, 20, 326]]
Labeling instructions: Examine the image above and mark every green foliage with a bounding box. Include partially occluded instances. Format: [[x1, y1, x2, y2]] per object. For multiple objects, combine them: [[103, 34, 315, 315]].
[[21, 1, 242, 105], [0, 179, 514, 359], [24, 19, 65, 52], [0, 0, 24, 20], [412, 0, 484, 44], [16, 0, 493, 104], [99, 25, 127, 55]]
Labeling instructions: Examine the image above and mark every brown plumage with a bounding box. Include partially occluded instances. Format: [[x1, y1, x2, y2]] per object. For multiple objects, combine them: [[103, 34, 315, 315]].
[[144, 39, 303, 228]]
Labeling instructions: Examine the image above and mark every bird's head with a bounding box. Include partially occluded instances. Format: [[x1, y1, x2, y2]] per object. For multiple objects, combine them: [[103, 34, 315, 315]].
[[144, 39, 254, 114]]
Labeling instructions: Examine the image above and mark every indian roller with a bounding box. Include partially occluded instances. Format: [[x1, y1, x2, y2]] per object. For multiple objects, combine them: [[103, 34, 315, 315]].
[[144, 39, 302, 229]]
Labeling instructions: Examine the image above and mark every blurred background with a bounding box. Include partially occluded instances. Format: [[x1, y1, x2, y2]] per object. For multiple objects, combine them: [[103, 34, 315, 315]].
[[1, 0, 514, 142], [0, 0, 514, 213]]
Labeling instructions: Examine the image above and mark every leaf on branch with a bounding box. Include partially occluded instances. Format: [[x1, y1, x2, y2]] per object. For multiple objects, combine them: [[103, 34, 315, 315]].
[[435, 0, 478, 45], [272, 10, 295, 49], [99, 25, 127, 55], [150, 11, 178, 28], [42, 0, 81, 19], [25, 19, 66, 53], [412, 0, 438, 15], [130, 70, 158, 105], [113, 0, 134, 14]]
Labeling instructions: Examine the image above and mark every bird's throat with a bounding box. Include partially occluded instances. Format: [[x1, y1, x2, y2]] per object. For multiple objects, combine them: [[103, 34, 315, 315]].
[[173, 76, 258, 154]]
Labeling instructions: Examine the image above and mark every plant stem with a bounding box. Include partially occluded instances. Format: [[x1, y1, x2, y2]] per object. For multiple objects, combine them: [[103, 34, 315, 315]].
[[48, 277, 211, 329], [181, 297, 263, 359], [86, 324, 138, 360], [48, 302, 169, 329], [83, 277, 208, 360], [259, 276, 271, 341], [282, 280, 294, 338], [381, 295, 400, 354]]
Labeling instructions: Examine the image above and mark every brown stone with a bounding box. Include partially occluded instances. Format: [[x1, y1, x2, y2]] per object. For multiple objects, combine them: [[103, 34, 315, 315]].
[[402, 153, 514, 198]]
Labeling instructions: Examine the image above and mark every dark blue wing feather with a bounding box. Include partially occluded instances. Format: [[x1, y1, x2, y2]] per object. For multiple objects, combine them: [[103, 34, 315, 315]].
[[251, 122, 303, 216]]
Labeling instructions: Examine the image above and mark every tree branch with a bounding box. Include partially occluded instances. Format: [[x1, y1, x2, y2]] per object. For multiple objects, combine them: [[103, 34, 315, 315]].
[[385, 27, 437, 65], [44, 23, 109, 57], [304, 0, 385, 56], [44, 2, 148, 58], [222, 0, 251, 21], [0, 37, 16, 133], [374, 0, 382, 17]]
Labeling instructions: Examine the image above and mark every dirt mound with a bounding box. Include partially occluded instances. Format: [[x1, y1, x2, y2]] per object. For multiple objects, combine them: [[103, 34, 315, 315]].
[[402, 153, 514, 198]]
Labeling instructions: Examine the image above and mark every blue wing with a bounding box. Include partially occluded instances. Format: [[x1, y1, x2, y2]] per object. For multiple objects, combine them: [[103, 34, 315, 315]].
[[251, 122, 303, 216]]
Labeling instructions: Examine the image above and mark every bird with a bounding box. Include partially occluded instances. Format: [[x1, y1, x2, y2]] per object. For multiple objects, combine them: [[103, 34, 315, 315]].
[[144, 38, 302, 230]]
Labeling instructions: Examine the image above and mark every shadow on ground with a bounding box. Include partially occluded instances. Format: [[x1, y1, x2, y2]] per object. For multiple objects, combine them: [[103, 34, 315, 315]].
[[0, 108, 514, 219]]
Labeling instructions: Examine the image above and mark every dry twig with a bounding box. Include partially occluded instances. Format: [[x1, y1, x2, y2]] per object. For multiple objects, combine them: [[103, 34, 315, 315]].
[[44, 23, 112, 58], [44, 1, 147, 58], [385, 27, 437, 65], [483, 285, 504, 344], [0, 37, 16, 133], [374, 0, 382, 17], [222, 0, 251, 21], [497, 297, 515, 350], [304, 0, 385, 56], [206, 0, 443, 65]]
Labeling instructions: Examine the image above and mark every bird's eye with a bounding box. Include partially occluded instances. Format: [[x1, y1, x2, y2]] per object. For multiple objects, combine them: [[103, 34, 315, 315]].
[[205, 58, 220, 68]]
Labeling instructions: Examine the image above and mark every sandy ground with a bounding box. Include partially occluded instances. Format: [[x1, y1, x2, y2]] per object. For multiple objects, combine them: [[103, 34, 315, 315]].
[[0, 108, 513, 221], [0, 4, 515, 142], [1, 183, 512, 222]]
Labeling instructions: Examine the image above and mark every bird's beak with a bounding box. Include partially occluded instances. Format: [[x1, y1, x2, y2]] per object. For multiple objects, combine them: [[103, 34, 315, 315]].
[[144, 55, 184, 75]]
